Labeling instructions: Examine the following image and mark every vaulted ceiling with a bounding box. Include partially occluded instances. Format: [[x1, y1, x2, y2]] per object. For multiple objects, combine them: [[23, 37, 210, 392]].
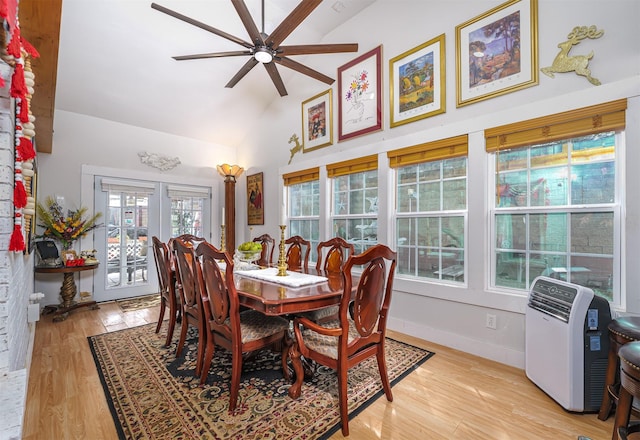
[[19, 0, 376, 154]]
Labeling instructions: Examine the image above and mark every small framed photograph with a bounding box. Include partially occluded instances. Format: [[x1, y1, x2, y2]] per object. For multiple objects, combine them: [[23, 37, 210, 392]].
[[338, 45, 382, 142], [246, 172, 264, 225], [389, 34, 446, 128], [302, 88, 333, 153], [455, 0, 538, 107], [62, 250, 78, 266]]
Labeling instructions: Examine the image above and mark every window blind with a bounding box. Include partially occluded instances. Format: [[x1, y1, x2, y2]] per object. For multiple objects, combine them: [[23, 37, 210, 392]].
[[387, 134, 468, 168], [283, 167, 319, 186], [100, 178, 155, 194], [326, 154, 378, 178], [166, 185, 210, 198]]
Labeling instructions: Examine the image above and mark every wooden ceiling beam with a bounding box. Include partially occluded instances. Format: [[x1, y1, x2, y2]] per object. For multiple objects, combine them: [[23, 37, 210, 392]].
[[18, 0, 62, 154]]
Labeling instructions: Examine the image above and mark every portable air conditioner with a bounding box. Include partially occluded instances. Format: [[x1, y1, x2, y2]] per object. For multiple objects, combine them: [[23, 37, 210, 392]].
[[525, 276, 611, 412]]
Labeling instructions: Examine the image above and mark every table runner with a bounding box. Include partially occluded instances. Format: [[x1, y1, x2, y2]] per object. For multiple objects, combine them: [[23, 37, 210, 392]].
[[235, 267, 328, 287]]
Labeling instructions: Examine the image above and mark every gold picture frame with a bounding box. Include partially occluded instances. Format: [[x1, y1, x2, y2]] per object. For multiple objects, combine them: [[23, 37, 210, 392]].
[[389, 34, 446, 128], [247, 172, 264, 225], [455, 0, 538, 107], [302, 88, 333, 153]]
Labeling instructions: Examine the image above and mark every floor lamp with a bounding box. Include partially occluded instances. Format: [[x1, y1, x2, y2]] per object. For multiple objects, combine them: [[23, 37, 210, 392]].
[[216, 163, 244, 253]]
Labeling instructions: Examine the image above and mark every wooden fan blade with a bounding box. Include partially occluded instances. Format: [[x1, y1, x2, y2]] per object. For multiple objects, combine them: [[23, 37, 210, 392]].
[[279, 43, 358, 56], [263, 63, 288, 97], [230, 0, 264, 45], [275, 57, 334, 85], [173, 51, 252, 61], [266, 0, 322, 48], [151, 3, 253, 49], [225, 58, 259, 88]]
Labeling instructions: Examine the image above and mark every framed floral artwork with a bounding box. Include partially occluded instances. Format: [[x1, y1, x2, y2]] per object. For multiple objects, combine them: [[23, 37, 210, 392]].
[[389, 34, 446, 128], [302, 88, 333, 153], [338, 45, 382, 142], [455, 0, 538, 107], [246, 172, 264, 225]]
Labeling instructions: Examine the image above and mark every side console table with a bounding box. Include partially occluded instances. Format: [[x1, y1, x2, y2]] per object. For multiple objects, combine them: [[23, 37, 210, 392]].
[[36, 264, 100, 322]]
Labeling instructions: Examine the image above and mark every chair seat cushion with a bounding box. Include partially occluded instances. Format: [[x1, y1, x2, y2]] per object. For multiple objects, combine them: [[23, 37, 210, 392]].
[[301, 319, 358, 360], [239, 310, 289, 344], [299, 305, 339, 323], [610, 317, 640, 342]]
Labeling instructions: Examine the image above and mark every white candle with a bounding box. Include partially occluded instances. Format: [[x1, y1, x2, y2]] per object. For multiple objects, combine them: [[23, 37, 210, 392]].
[[222, 207, 225, 225], [281, 209, 286, 226]]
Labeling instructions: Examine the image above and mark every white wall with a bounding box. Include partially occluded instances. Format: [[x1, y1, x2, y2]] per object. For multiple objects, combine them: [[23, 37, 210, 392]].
[[238, 0, 640, 367]]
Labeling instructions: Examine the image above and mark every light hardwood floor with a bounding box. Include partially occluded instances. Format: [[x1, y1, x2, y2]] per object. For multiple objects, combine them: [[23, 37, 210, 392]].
[[22, 302, 615, 439]]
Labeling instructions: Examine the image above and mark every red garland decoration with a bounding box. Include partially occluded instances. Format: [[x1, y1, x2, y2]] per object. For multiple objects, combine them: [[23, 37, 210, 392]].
[[20, 36, 40, 58], [6, 26, 20, 57], [14, 178, 27, 208], [10, 61, 26, 98], [18, 136, 35, 160], [9, 222, 25, 251], [17, 97, 28, 122]]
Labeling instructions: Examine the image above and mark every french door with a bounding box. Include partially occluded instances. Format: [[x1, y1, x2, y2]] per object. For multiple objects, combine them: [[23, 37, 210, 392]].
[[92, 176, 211, 302]]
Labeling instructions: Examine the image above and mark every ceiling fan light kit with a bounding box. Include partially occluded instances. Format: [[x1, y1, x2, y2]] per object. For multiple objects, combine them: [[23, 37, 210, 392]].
[[151, 0, 358, 96]]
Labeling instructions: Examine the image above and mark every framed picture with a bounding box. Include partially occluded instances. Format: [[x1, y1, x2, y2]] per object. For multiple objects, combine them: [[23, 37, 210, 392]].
[[302, 89, 333, 153], [389, 34, 446, 128], [246, 172, 264, 225], [338, 45, 382, 142], [455, 0, 538, 107]]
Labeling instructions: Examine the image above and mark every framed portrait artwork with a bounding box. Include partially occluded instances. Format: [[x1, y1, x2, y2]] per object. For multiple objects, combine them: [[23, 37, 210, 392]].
[[246, 172, 264, 225], [455, 0, 538, 107], [302, 88, 333, 152], [389, 34, 446, 128], [338, 45, 382, 142]]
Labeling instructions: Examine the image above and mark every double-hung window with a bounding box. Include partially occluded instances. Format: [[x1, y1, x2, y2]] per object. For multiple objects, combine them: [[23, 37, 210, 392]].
[[284, 168, 320, 262], [327, 155, 378, 255], [486, 99, 626, 302], [388, 135, 468, 282]]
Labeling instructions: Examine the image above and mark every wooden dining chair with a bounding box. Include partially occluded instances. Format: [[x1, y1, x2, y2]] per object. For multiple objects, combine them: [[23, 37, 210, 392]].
[[253, 233, 276, 266], [302, 237, 356, 323], [285, 235, 311, 270], [292, 244, 397, 436], [195, 241, 290, 411], [152, 236, 179, 347], [172, 237, 206, 377]]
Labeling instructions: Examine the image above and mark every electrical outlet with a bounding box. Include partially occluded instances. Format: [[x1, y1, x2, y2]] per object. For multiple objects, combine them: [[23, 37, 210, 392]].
[[486, 313, 497, 329]]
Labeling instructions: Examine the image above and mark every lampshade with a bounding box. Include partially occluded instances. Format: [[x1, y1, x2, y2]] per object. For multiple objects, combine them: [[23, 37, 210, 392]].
[[254, 47, 273, 64], [217, 163, 244, 180]]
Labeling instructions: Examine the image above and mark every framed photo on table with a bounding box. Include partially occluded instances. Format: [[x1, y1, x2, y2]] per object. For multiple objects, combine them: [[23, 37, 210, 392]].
[[338, 45, 382, 142], [389, 34, 446, 128], [302, 89, 333, 153], [455, 0, 538, 107], [247, 172, 264, 225]]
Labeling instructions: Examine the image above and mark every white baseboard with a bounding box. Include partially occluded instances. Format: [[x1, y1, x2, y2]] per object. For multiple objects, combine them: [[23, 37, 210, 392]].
[[388, 317, 525, 369]]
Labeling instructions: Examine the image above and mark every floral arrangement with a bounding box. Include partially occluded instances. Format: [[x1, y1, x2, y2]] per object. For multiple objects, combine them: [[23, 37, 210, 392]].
[[36, 196, 103, 249], [345, 70, 369, 102]]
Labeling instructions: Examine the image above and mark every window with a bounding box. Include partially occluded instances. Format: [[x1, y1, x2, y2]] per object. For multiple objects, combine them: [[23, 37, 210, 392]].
[[486, 99, 626, 302], [328, 155, 378, 255], [388, 135, 468, 282], [167, 185, 210, 237], [284, 168, 320, 262]]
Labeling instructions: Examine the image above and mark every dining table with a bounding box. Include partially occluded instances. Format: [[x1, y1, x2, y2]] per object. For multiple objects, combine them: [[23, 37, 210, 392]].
[[232, 265, 356, 399]]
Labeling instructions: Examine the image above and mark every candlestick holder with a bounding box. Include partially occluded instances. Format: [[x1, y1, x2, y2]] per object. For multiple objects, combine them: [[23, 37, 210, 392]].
[[277, 224, 288, 276], [220, 225, 226, 252]]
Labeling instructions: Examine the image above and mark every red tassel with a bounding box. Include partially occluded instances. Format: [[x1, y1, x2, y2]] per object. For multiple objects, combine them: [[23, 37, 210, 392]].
[[7, 27, 21, 58], [14, 180, 27, 208], [9, 224, 25, 252], [10, 63, 26, 98], [18, 98, 29, 123], [18, 137, 35, 160], [0, 76, 5, 88], [20, 37, 40, 58]]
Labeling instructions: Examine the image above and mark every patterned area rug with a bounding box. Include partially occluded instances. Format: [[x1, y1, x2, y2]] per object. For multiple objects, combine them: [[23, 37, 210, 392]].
[[116, 294, 161, 312], [89, 323, 434, 439]]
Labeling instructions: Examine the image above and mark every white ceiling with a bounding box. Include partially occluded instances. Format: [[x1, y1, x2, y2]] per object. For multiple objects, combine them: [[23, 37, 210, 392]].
[[55, 0, 376, 147]]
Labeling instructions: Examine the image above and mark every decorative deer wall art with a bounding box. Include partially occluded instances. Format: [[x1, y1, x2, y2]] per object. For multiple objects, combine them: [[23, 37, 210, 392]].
[[288, 133, 303, 165], [540, 25, 604, 86]]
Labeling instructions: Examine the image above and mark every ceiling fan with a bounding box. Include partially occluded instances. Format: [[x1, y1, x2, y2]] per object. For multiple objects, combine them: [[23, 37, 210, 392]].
[[151, 0, 359, 96]]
